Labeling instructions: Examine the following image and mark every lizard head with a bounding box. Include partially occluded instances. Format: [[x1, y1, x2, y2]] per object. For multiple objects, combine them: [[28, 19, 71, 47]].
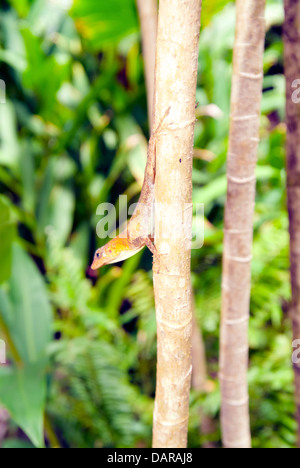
[[91, 236, 143, 270], [91, 237, 132, 270], [91, 246, 112, 270]]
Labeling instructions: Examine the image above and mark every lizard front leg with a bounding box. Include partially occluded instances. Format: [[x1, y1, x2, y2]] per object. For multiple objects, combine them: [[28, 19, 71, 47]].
[[130, 236, 161, 273]]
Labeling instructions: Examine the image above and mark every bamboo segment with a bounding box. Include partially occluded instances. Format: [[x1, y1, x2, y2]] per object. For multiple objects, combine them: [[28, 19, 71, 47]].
[[137, 2, 208, 392], [137, 1, 209, 444], [283, 0, 300, 448], [152, 0, 202, 448], [136, 0, 158, 129], [220, 0, 266, 449]]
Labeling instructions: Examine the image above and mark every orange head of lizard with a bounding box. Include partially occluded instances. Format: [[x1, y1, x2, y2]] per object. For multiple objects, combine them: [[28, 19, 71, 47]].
[[91, 237, 132, 270], [91, 246, 112, 270]]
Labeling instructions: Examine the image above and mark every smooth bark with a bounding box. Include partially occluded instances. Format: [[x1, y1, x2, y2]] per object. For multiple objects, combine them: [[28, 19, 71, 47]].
[[137, 0, 208, 400], [283, 0, 300, 447], [136, 0, 158, 129], [152, 0, 202, 448], [220, 0, 266, 449]]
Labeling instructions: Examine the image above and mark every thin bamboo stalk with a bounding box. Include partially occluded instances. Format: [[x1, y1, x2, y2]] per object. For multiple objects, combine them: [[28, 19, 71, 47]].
[[152, 0, 202, 448], [220, 0, 266, 449], [283, 0, 300, 448], [137, 0, 208, 397], [136, 0, 158, 129]]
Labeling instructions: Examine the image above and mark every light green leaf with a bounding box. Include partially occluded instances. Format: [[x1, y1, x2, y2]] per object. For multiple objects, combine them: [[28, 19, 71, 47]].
[[0, 101, 20, 169], [1, 438, 34, 448], [0, 244, 52, 447], [0, 364, 46, 448], [0, 196, 16, 284], [70, 222, 90, 268], [193, 166, 280, 208], [7, 0, 33, 18], [0, 243, 52, 364], [19, 141, 35, 213], [36, 160, 54, 239], [0, 50, 27, 72], [202, 0, 234, 28], [49, 186, 75, 244]]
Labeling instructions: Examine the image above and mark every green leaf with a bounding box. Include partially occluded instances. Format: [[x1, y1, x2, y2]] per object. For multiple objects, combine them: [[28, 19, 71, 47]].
[[193, 166, 280, 208], [201, 0, 234, 28], [193, 175, 227, 207], [0, 196, 16, 284], [0, 243, 52, 364], [69, 222, 90, 269], [21, 27, 70, 121], [7, 0, 34, 18], [49, 186, 75, 245], [265, 1, 284, 29], [71, 0, 138, 49], [0, 101, 20, 169], [1, 438, 34, 449], [19, 141, 35, 213], [0, 244, 52, 447], [0, 50, 27, 72], [36, 160, 54, 239], [0, 364, 46, 448], [1, 9, 27, 65]]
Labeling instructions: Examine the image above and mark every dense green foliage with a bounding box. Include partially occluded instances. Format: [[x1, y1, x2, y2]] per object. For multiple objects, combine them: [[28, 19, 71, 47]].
[[0, 0, 294, 448]]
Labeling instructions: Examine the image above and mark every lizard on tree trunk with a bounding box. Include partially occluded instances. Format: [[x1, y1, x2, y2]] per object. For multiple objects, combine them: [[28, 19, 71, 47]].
[[91, 109, 170, 270]]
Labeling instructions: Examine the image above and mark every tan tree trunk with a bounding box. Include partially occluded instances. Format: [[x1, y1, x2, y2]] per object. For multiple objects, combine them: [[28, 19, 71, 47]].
[[136, 0, 157, 129], [283, 0, 300, 448], [137, 0, 208, 398], [220, 0, 265, 449], [152, 0, 202, 448]]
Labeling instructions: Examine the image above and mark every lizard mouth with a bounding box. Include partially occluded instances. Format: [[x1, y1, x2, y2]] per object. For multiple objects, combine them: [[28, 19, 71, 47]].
[[91, 259, 107, 270], [91, 261, 98, 270]]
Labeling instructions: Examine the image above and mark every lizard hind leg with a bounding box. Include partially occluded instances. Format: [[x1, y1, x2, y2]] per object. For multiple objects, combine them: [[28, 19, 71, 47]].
[[144, 236, 161, 274]]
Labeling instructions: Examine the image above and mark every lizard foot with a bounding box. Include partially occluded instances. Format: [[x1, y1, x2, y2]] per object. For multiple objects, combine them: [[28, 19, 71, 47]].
[[140, 236, 161, 274], [152, 251, 161, 274]]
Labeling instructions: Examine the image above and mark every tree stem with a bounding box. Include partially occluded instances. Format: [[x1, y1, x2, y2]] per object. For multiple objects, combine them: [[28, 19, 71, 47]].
[[136, 0, 157, 129], [283, 0, 300, 448], [220, 0, 266, 449], [152, 0, 202, 448]]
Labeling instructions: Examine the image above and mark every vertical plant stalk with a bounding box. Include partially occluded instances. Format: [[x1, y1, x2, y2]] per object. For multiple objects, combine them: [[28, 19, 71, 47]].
[[137, 0, 208, 396], [152, 0, 202, 448], [283, 0, 300, 448], [220, 0, 265, 449], [137, 0, 158, 129]]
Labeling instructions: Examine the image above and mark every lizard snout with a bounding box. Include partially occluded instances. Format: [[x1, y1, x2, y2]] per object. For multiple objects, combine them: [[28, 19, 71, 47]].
[[91, 250, 104, 270]]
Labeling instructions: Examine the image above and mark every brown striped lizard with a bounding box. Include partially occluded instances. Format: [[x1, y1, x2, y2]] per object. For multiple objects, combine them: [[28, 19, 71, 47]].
[[91, 109, 170, 271]]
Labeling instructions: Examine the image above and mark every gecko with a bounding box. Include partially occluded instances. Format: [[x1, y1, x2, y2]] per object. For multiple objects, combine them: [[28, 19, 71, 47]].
[[91, 109, 170, 271]]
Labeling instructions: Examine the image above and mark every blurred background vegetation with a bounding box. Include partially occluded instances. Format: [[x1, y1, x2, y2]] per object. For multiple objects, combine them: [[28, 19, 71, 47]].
[[0, 0, 294, 448]]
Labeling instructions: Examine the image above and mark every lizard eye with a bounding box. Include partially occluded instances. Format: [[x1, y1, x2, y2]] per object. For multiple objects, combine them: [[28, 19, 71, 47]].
[[96, 252, 100, 258]]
